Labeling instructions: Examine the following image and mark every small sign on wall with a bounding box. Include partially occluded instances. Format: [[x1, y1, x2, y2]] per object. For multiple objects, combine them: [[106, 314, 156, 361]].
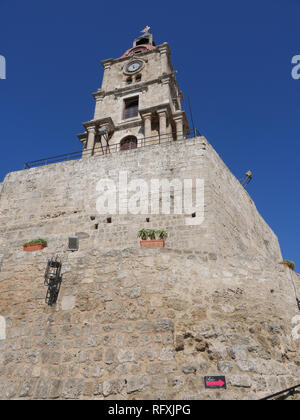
[[204, 376, 226, 390], [68, 236, 79, 251]]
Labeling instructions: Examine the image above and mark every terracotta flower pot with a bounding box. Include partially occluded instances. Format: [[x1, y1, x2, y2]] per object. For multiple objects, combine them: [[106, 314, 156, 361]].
[[280, 262, 294, 271], [23, 243, 47, 252], [140, 240, 165, 248]]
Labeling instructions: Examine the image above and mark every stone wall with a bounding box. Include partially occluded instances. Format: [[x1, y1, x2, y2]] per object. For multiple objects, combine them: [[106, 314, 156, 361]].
[[0, 137, 281, 258], [0, 137, 299, 400], [100, 49, 165, 93]]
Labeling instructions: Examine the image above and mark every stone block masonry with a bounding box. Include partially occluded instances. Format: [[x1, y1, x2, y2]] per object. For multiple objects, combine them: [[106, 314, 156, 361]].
[[0, 137, 299, 399]]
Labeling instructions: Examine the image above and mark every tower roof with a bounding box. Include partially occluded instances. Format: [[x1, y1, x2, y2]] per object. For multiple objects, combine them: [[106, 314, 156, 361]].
[[133, 28, 156, 47], [121, 28, 156, 58]]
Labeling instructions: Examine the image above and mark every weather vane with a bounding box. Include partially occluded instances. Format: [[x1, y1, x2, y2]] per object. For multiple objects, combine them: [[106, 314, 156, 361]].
[[141, 26, 151, 33]]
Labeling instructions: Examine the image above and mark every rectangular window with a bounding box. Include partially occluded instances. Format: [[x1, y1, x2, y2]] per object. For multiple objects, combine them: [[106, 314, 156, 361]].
[[123, 97, 139, 119]]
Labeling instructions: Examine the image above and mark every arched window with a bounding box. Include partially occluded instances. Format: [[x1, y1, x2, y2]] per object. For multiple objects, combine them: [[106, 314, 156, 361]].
[[120, 136, 138, 151]]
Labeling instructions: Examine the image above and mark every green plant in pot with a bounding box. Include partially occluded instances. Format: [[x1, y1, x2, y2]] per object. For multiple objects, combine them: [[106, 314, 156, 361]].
[[137, 229, 149, 240], [157, 230, 168, 240], [137, 229, 156, 240], [280, 260, 295, 271], [23, 238, 48, 252], [138, 229, 167, 248], [147, 229, 157, 240]]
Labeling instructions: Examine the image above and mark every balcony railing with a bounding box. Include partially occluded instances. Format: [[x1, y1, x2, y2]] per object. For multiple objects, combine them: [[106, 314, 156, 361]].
[[24, 130, 201, 169]]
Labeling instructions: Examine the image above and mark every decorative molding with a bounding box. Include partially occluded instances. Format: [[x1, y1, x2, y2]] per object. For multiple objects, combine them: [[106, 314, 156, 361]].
[[173, 111, 190, 135], [139, 110, 152, 120], [86, 126, 97, 133], [93, 89, 105, 101], [160, 75, 172, 85], [115, 118, 142, 131], [103, 75, 175, 99], [101, 59, 113, 70], [121, 44, 156, 59], [101, 44, 165, 67], [77, 133, 87, 144], [113, 84, 148, 99], [83, 117, 116, 132], [158, 43, 170, 56]]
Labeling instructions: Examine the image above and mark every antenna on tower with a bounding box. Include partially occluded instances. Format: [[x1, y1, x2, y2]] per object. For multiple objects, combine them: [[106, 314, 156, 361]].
[[188, 96, 196, 137]]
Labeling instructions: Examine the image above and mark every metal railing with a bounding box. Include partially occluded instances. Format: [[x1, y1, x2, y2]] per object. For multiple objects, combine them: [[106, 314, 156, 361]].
[[24, 130, 201, 169], [260, 384, 300, 400], [24, 150, 84, 169]]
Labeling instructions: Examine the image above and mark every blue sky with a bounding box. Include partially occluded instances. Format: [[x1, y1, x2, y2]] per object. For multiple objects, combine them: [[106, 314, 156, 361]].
[[0, 0, 299, 268]]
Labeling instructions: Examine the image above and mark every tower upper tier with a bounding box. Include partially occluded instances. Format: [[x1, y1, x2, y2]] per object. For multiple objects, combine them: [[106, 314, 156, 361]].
[[78, 29, 190, 157]]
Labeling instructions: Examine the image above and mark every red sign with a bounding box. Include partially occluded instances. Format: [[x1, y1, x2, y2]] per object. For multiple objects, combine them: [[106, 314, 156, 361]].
[[204, 376, 227, 389]]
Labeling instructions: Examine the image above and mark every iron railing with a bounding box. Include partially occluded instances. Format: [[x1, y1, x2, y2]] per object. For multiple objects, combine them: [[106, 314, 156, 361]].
[[260, 384, 300, 400], [24, 150, 84, 169], [24, 130, 201, 169]]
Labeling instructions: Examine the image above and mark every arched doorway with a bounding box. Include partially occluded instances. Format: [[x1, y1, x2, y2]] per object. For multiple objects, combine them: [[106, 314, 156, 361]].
[[120, 136, 138, 151]]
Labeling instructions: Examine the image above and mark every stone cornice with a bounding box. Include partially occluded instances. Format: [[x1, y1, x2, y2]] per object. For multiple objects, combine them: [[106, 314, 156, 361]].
[[100, 43, 168, 68], [102, 59, 113, 70], [115, 118, 142, 131], [82, 117, 116, 132], [173, 110, 185, 121], [140, 103, 172, 119], [139, 110, 152, 120], [77, 133, 87, 143], [92, 89, 105, 100], [113, 84, 148, 99], [157, 43, 171, 56], [93, 73, 176, 100], [173, 111, 190, 134]]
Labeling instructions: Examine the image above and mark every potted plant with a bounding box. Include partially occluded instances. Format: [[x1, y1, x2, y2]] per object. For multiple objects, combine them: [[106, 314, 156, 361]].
[[157, 230, 168, 241], [138, 229, 167, 248], [280, 260, 295, 271], [23, 239, 48, 252]]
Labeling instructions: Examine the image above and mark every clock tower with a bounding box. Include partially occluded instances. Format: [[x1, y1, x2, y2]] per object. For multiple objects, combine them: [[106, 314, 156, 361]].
[[78, 29, 190, 156]]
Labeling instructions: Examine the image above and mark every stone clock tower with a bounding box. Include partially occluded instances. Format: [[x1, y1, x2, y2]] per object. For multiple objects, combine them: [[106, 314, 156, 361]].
[[78, 30, 190, 156], [1, 28, 299, 402]]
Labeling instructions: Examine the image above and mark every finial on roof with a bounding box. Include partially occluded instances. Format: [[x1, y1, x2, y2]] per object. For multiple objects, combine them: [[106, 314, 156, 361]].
[[141, 26, 151, 33]]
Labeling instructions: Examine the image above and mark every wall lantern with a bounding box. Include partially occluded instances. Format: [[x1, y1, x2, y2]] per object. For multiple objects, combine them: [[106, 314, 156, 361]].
[[44, 257, 62, 306]]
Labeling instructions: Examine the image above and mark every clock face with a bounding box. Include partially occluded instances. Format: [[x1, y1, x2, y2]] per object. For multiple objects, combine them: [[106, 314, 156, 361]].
[[125, 60, 143, 73]]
